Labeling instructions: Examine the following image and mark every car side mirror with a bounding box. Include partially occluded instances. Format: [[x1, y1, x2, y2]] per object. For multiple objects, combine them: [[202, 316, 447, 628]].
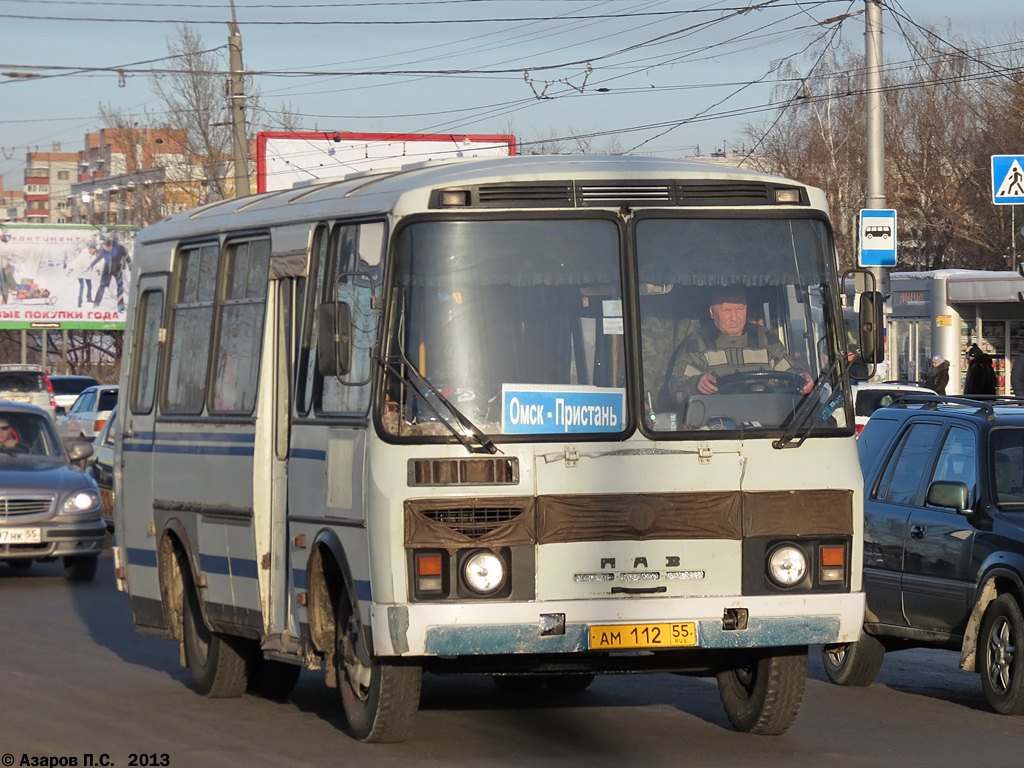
[[67, 441, 94, 463], [54, 405, 66, 417], [927, 480, 970, 514], [316, 301, 352, 377]]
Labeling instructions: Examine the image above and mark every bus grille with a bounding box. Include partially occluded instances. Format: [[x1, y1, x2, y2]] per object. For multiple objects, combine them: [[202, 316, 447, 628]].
[[437, 180, 801, 208], [423, 507, 524, 538]]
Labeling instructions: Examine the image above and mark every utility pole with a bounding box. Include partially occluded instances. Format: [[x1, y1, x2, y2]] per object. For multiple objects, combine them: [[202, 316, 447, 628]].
[[862, 0, 889, 377], [228, 0, 250, 198], [864, 0, 885, 291]]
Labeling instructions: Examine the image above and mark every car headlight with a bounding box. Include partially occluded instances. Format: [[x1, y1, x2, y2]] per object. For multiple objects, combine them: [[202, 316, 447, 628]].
[[462, 550, 506, 595], [767, 544, 807, 587], [62, 490, 101, 515]]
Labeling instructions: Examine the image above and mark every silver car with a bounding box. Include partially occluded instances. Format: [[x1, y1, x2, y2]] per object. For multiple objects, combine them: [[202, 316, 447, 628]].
[[0, 364, 58, 420], [0, 402, 105, 581]]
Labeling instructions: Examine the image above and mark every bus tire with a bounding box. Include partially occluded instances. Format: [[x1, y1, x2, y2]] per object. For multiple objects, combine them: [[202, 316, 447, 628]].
[[980, 594, 1024, 715], [336, 590, 421, 743], [716, 646, 807, 735], [63, 555, 97, 582], [182, 585, 249, 698], [821, 632, 885, 687]]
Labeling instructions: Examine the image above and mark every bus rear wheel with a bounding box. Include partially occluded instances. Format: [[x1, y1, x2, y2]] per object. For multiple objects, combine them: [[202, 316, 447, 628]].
[[716, 646, 807, 735], [182, 585, 249, 697], [336, 590, 421, 743], [821, 632, 885, 687]]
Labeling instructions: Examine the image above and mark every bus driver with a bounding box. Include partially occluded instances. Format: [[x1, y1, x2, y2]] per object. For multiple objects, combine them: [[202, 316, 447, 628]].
[[665, 285, 813, 402]]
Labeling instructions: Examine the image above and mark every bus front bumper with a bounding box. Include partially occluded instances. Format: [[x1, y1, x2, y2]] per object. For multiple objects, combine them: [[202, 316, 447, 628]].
[[370, 592, 866, 657]]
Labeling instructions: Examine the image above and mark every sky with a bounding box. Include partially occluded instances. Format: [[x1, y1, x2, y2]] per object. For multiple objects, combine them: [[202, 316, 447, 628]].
[[0, 0, 1021, 189]]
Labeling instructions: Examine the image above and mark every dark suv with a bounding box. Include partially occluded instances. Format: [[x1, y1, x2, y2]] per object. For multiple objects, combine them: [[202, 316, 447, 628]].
[[823, 394, 1024, 714]]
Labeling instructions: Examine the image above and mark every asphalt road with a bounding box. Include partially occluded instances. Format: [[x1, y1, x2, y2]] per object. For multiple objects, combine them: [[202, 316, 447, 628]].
[[2, 552, 1023, 768]]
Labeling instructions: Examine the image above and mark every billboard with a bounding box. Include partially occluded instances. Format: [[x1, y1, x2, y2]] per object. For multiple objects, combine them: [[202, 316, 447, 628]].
[[256, 131, 516, 193], [0, 224, 136, 330]]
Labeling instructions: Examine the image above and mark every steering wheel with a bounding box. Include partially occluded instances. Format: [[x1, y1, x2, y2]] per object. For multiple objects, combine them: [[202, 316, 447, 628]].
[[711, 370, 807, 395]]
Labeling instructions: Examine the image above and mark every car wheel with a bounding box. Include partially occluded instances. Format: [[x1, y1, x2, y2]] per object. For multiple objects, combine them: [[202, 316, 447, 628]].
[[716, 646, 807, 735], [182, 583, 249, 697], [821, 632, 885, 686], [336, 587, 421, 742], [980, 594, 1024, 715], [8, 559, 32, 571], [63, 555, 97, 582]]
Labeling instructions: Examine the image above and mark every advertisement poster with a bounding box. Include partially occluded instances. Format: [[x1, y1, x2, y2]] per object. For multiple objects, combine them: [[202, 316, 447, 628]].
[[0, 224, 137, 330]]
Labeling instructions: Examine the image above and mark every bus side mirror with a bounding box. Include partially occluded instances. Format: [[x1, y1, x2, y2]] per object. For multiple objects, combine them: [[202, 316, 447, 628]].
[[317, 302, 352, 377], [859, 291, 885, 364]]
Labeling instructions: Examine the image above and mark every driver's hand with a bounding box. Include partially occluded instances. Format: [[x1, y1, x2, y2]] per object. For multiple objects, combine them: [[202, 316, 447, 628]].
[[697, 373, 718, 395], [799, 372, 814, 395]]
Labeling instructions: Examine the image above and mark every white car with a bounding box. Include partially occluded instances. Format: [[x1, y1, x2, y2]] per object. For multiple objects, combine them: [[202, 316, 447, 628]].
[[54, 384, 119, 442], [853, 380, 934, 435]]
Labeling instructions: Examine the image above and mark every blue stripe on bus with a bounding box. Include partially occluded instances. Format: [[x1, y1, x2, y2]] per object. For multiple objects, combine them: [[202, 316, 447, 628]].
[[127, 547, 157, 568], [133, 431, 256, 443], [291, 569, 371, 601], [126, 443, 254, 457], [290, 448, 326, 461], [199, 553, 259, 579]]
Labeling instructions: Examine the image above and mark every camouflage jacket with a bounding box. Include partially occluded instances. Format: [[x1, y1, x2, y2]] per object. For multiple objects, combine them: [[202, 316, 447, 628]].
[[666, 323, 804, 403]]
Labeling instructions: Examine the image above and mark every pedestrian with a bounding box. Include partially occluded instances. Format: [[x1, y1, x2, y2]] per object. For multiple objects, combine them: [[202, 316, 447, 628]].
[[846, 344, 870, 379], [90, 234, 130, 312], [66, 242, 99, 308], [924, 355, 950, 394], [1012, 351, 1024, 398], [964, 345, 997, 396]]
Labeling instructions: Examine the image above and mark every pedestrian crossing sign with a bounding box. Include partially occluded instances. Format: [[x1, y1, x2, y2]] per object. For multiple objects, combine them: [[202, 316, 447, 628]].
[[992, 155, 1024, 205]]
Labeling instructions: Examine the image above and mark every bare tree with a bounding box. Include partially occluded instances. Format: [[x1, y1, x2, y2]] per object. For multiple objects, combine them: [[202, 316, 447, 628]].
[[745, 29, 1022, 272], [150, 24, 262, 200]]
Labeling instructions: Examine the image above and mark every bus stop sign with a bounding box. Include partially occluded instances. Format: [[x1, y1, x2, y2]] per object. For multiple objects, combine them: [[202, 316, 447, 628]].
[[858, 209, 897, 267], [992, 155, 1024, 204]]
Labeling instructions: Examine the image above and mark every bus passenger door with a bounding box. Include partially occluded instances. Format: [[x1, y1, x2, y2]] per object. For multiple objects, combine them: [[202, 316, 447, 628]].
[[254, 227, 311, 648], [115, 276, 166, 628]]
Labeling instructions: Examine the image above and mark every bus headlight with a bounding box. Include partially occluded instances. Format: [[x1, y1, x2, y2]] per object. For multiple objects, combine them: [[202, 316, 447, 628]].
[[767, 544, 807, 587], [462, 550, 506, 595]]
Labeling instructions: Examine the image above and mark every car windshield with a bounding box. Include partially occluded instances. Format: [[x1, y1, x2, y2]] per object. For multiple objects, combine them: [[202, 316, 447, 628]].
[[51, 377, 98, 396], [381, 214, 846, 442], [0, 411, 64, 458], [992, 428, 1024, 506]]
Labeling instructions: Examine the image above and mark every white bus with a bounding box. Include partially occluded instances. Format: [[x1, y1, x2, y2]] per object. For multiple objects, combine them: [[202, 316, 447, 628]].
[[113, 155, 875, 742]]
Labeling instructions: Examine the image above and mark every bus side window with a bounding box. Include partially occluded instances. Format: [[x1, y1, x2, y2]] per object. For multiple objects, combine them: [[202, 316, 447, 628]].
[[163, 242, 218, 415], [296, 224, 330, 417], [317, 221, 384, 416], [130, 290, 164, 414], [210, 238, 271, 414]]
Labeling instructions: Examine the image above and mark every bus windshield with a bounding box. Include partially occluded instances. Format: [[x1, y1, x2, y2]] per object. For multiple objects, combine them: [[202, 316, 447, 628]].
[[637, 215, 846, 434], [382, 214, 847, 441]]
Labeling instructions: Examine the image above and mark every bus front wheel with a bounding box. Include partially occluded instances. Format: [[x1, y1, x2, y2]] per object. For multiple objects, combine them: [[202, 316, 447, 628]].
[[716, 646, 807, 735], [336, 590, 421, 743], [182, 584, 249, 697]]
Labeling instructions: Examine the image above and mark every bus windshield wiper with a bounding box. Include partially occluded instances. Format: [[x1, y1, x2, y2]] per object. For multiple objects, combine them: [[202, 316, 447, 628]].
[[378, 353, 499, 455], [773, 355, 843, 450]]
